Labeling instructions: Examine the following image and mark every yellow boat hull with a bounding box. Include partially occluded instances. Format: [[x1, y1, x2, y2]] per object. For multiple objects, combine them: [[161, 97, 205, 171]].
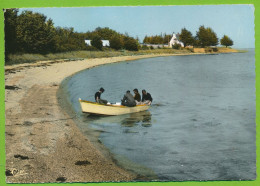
[[79, 99, 150, 116]]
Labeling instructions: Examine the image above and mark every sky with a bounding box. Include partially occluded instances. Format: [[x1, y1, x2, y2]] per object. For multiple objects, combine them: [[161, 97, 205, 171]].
[[20, 5, 255, 48]]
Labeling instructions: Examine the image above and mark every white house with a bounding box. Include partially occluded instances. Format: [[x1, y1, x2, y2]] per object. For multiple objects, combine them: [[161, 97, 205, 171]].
[[101, 40, 110, 47], [84, 39, 110, 47], [169, 34, 184, 48], [84, 40, 91, 46]]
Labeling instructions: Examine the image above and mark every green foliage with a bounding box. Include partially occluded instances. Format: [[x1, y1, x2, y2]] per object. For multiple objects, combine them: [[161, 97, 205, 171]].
[[4, 10, 143, 59], [15, 11, 56, 54], [6, 48, 194, 65], [172, 43, 181, 50], [4, 10, 90, 56], [143, 34, 171, 45], [85, 27, 140, 51], [179, 28, 195, 47], [141, 45, 150, 50], [91, 35, 103, 50], [196, 26, 218, 47], [124, 37, 139, 51], [84, 27, 124, 41], [54, 27, 86, 52], [193, 39, 200, 47], [110, 35, 124, 50], [220, 35, 233, 48], [163, 34, 172, 44], [94, 27, 119, 40], [4, 9, 18, 57], [85, 46, 98, 51]]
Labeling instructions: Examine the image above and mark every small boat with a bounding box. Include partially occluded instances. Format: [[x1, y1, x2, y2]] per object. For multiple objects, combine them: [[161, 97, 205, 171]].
[[79, 98, 150, 116]]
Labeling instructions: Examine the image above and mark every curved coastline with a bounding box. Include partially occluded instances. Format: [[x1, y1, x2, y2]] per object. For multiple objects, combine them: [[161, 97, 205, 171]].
[[57, 59, 159, 181], [4, 52, 234, 183]]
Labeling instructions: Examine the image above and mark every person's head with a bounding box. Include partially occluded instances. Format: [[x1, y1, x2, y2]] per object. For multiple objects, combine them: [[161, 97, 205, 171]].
[[99, 87, 105, 93], [133, 88, 138, 94], [126, 90, 130, 93], [142, 89, 147, 95]]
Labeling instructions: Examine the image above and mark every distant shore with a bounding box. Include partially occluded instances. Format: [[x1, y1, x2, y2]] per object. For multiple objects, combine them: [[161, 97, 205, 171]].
[[4, 51, 239, 183]]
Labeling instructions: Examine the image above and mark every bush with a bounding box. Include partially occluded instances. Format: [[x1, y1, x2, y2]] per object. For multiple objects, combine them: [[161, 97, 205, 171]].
[[91, 36, 103, 50], [172, 43, 181, 50], [124, 38, 139, 51], [110, 35, 124, 50], [141, 45, 149, 50], [85, 46, 98, 51], [212, 47, 218, 52]]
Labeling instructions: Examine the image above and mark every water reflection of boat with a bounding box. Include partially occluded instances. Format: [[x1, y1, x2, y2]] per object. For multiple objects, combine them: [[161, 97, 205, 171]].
[[88, 111, 152, 127], [79, 99, 150, 116], [122, 111, 152, 127]]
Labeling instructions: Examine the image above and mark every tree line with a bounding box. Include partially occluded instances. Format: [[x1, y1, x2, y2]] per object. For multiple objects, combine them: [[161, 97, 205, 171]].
[[4, 9, 140, 59], [143, 34, 172, 45], [83, 27, 140, 51], [143, 26, 233, 48], [4, 9, 234, 60]]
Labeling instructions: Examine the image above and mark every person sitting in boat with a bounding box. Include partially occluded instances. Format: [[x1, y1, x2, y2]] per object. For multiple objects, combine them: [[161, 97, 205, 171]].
[[142, 89, 153, 105], [95, 87, 108, 104], [133, 88, 141, 105], [121, 90, 136, 107]]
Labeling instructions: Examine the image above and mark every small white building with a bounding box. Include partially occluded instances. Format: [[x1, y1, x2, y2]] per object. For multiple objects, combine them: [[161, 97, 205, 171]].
[[101, 40, 110, 47], [84, 40, 91, 46], [84, 39, 110, 47], [169, 34, 184, 48]]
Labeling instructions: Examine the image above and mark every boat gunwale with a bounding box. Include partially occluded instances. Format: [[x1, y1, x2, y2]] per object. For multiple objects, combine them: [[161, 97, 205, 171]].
[[79, 99, 149, 108]]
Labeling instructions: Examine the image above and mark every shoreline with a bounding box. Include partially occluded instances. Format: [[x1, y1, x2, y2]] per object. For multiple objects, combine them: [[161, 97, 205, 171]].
[[4, 52, 234, 183], [57, 72, 159, 181]]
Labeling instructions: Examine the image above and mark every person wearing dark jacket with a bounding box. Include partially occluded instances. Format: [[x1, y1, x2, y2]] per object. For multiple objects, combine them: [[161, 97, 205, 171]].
[[95, 87, 108, 104], [133, 88, 141, 102], [121, 90, 136, 107], [142, 89, 153, 105]]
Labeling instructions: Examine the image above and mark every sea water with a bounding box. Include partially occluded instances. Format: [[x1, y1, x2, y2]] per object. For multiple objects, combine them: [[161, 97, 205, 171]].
[[63, 49, 255, 181]]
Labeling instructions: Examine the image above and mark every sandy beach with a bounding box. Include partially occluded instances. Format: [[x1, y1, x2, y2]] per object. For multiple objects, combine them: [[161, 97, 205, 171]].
[[4, 52, 237, 183]]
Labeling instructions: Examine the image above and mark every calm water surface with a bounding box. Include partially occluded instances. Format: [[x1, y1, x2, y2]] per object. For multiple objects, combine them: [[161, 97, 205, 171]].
[[63, 49, 255, 181]]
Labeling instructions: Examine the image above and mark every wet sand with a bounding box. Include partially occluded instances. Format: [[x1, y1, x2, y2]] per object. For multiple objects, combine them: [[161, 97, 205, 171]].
[[4, 52, 236, 183]]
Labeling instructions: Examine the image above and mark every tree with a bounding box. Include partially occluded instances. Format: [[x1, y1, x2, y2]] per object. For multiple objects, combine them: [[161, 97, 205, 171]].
[[16, 11, 56, 54], [54, 27, 86, 52], [143, 34, 171, 45], [4, 9, 18, 56], [196, 26, 218, 47], [110, 35, 124, 50], [179, 28, 195, 47], [91, 35, 103, 50], [93, 27, 119, 40], [124, 37, 139, 51], [163, 34, 172, 44], [143, 36, 151, 44], [220, 35, 233, 48]]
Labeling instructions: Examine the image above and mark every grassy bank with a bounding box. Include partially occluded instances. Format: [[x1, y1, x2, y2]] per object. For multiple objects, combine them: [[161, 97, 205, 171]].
[[5, 47, 242, 66], [5, 48, 192, 66]]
